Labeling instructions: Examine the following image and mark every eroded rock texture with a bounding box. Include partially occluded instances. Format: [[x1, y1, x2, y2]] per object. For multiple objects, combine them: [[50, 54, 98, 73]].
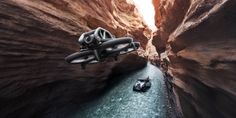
[[0, 0, 149, 117], [152, 0, 191, 54], [153, 0, 236, 117]]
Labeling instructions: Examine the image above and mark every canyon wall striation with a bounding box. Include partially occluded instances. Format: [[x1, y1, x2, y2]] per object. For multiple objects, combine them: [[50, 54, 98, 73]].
[[0, 0, 150, 117], [153, 0, 236, 117]]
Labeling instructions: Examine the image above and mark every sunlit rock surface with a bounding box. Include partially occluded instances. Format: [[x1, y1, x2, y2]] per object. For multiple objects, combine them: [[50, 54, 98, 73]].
[[153, 0, 236, 117], [152, 0, 190, 53], [0, 0, 149, 117]]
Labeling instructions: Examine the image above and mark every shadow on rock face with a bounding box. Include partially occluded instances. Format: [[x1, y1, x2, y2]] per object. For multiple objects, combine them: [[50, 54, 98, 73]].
[[0, 79, 103, 118], [153, 0, 236, 117], [0, 54, 147, 118], [0, 0, 149, 117]]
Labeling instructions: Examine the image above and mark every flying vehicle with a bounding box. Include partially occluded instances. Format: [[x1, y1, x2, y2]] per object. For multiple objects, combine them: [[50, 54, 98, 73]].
[[133, 76, 151, 92], [65, 27, 140, 69]]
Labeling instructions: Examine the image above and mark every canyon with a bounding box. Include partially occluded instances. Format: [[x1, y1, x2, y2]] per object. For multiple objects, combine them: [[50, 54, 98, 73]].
[[152, 0, 236, 118], [0, 0, 236, 118], [0, 0, 149, 117]]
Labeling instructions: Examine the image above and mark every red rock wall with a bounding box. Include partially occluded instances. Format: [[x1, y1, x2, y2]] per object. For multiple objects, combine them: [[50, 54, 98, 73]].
[[152, 0, 191, 53], [153, 0, 236, 118], [0, 0, 149, 117]]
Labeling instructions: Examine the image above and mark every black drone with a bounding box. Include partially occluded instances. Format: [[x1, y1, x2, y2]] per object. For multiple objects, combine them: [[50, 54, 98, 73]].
[[65, 27, 140, 69]]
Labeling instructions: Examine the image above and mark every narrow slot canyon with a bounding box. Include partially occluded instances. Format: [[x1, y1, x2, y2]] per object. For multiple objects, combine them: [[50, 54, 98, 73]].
[[0, 0, 236, 118]]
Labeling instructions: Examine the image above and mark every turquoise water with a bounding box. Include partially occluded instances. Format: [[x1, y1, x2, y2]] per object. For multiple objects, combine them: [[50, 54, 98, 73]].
[[74, 63, 168, 118]]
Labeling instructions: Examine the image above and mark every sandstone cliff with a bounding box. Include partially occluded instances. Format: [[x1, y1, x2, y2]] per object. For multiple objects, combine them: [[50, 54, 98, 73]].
[[0, 0, 149, 117], [153, 0, 236, 117]]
